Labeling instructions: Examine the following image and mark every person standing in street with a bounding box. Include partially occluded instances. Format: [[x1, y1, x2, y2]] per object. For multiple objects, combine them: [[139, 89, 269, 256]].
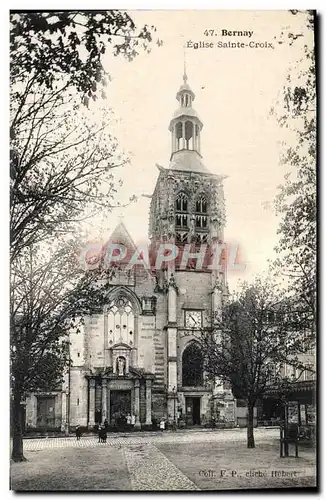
[[160, 417, 165, 432], [102, 425, 107, 443], [75, 425, 81, 441]]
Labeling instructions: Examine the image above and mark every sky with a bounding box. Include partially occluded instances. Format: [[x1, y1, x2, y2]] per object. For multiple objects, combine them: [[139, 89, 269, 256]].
[[84, 10, 314, 290]]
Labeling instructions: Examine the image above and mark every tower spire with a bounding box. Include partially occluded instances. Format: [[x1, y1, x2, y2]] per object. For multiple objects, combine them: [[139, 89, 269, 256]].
[[183, 48, 187, 83]]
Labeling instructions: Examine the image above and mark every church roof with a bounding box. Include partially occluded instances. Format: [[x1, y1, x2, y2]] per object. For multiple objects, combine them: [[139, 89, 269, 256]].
[[171, 106, 202, 123], [168, 150, 212, 174], [106, 221, 137, 251], [178, 82, 193, 93]]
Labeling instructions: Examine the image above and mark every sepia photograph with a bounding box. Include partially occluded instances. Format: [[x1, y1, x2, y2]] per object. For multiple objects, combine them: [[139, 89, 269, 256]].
[[9, 8, 317, 492]]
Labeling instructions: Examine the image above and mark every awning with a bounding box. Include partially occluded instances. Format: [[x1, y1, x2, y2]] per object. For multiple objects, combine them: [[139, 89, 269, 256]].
[[264, 379, 316, 405]]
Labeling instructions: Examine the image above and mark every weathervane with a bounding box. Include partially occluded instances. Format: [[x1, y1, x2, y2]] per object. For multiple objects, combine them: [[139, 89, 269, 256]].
[[183, 47, 188, 83]]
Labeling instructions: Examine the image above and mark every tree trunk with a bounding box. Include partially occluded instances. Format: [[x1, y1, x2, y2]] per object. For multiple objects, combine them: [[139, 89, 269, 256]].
[[11, 390, 26, 462], [247, 401, 255, 448]]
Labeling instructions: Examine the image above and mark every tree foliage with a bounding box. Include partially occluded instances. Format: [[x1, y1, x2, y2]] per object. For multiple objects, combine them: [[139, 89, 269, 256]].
[[10, 11, 159, 260], [10, 83, 130, 260], [10, 11, 158, 102], [10, 238, 116, 461], [198, 278, 312, 448], [11, 240, 112, 396], [272, 10, 316, 331]]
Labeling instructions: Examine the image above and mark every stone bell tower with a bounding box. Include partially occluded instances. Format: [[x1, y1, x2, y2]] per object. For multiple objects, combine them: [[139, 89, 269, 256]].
[[149, 70, 234, 426]]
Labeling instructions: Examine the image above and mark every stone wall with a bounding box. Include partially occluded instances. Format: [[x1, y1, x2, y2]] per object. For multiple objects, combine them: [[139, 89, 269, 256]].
[[175, 270, 212, 326], [25, 392, 63, 429], [69, 320, 85, 367], [69, 368, 88, 426]]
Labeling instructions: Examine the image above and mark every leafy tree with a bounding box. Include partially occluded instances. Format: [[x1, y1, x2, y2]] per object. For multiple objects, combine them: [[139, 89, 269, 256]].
[[10, 80, 130, 460], [9, 83, 128, 461], [198, 278, 312, 448], [10, 84, 131, 260], [10, 11, 160, 260], [10, 11, 158, 100], [271, 10, 316, 337], [11, 239, 113, 461]]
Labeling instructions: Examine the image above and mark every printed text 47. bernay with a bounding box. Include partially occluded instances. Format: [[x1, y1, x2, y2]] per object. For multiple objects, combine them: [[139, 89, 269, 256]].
[[203, 29, 254, 37]]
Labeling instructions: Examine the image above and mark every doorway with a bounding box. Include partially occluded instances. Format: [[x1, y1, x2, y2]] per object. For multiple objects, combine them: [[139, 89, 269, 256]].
[[185, 397, 201, 426], [110, 390, 131, 423], [36, 397, 56, 428]]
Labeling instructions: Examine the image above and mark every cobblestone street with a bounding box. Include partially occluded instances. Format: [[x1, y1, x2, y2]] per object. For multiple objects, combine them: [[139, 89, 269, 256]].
[[11, 428, 316, 491], [22, 427, 278, 450]]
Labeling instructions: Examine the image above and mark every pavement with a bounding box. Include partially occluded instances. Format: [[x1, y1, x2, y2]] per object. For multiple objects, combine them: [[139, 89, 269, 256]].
[[22, 427, 279, 450], [11, 428, 317, 491]]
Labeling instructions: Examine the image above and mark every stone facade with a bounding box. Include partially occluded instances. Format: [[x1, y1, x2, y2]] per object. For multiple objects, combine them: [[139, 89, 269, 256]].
[[25, 73, 236, 431]]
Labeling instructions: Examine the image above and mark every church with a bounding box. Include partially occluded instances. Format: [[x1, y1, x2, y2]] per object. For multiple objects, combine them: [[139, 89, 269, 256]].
[[24, 72, 237, 432]]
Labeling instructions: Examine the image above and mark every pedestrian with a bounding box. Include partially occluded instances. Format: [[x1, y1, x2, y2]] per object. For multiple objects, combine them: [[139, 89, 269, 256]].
[[75, 424, 81, 441], [101, 426, 107, 443], [98, 423, 102, 443], [160, 417, 165, 432], [131, 414, 135, 427]]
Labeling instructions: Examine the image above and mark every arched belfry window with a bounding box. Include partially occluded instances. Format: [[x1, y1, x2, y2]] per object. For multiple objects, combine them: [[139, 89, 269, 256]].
[[176, 192, 188, 212], [195, 124, 200, 153], [185, 121, 194, 150], [176, 122, 183, 150], [175, 192, 189, 245], [175, 193, 188, 229], [107, 296, 135, 347], [195, 195, 208, 231], [196, 196, 207, 214], [182, 343, 203, 386], [183, 93, 192, 107]]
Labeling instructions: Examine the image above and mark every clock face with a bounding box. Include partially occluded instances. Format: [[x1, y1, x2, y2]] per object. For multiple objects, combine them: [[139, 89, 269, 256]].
[[185, 310, 202, 329]]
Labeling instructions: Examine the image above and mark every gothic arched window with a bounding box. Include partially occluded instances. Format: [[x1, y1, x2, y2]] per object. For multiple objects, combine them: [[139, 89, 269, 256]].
[[182, 343, 203, 386], [196, 196, 207, 214], [195, 195, 208, 231], [107, 296, 135, 347], [175, 192, 189, 246], [176, 122, 183, 150], [175, 193, 188, 229], [185, 121, 193, 150]]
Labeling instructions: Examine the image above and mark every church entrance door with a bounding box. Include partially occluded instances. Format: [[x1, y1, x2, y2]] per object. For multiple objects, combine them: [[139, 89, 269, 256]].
[[110, 390, 131, 427], [185, 397, 201, 426]]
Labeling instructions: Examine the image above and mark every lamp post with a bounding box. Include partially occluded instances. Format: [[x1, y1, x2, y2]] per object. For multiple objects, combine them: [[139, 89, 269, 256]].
[[172, 386, 177, 431]]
